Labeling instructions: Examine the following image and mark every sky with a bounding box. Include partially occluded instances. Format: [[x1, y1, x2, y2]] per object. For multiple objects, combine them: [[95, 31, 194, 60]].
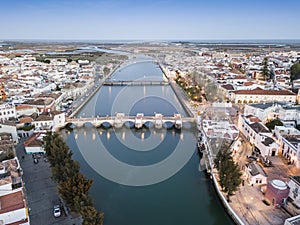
[[0, 0, 299, 40]]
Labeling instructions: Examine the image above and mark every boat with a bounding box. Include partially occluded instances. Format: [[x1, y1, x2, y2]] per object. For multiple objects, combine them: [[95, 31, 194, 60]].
[[197, 141, 206, 153], [135, 113, 144, 129]]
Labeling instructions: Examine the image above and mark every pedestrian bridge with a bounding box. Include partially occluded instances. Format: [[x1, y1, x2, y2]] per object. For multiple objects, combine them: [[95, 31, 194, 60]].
[[64, 113, 195, 129]]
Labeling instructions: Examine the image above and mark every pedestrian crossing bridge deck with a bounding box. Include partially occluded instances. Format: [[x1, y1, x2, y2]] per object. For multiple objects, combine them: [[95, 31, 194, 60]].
[[64, 114, 195, 129]]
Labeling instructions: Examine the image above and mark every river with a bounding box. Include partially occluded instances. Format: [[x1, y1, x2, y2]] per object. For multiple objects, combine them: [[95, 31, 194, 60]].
[[64, 58, 235, 225]]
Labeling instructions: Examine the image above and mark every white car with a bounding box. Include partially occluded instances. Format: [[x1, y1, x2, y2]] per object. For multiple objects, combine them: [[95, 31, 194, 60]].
[[53, 205, 61, 217]]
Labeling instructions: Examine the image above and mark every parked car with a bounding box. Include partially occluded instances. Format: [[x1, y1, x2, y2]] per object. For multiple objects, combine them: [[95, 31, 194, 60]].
[[53, 205, 61, 217], [247, 155, 258, 162]]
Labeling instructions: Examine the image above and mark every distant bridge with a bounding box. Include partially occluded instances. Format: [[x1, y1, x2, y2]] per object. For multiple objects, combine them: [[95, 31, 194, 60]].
[[63, 113, 195, 129], [103, 80, 169, 86]]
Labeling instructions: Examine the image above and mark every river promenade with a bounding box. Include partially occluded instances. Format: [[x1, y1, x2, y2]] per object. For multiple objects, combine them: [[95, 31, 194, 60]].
[[162, 65, 298, 225]]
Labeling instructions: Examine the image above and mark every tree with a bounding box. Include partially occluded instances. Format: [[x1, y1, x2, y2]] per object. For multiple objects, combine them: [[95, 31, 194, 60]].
[[214, 147, 242, 201], [290, 62, 300, 88], [43, 132, 104, 223], [51, 158, 80, 183], [265, 118, 283, 131], [261, 57, 269, 81], [58, 172, 94, 212], [81, 206, 104, 225], [103, 67, 110, 75]]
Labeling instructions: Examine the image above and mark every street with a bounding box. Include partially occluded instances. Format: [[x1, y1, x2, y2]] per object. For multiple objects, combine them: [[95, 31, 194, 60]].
[[16, 139, 81, 225]]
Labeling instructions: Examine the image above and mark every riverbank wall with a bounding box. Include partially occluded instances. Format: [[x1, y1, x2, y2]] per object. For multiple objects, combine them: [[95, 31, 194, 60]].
[[161, 63, 245, 224], [204, 137, 245, 225], [159, 64, 195, 118]]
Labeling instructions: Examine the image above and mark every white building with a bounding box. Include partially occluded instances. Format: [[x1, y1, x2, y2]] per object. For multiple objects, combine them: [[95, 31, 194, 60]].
[[202, 119, 239, 140], [273, 125, 300, 168], [230, 88, 297, 104], [245, 162, 268, 186], [15, 105, 38, 117], [284, 215, 300, 225], [23, 132, 45, 154], [0, 123, 18, 144], [278, 106, 300, 125], [0, 157, 29, 225], [0, 158, 22, 197], [32, 111, 65, 132], [238, 114, 279, 156], [0, 190, 29, 225], [287, 176, 300, 208], [244, 102, 281, 123], [277, 131, 300, 168], [244, 102, 300, 126], [0, 103, 16, 122]]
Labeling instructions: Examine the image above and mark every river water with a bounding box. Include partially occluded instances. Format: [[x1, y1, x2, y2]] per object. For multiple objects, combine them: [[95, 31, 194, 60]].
[[64, 59, 235, 225]]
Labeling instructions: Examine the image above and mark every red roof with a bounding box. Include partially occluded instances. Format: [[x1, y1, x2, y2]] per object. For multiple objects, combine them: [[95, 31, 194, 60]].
[[0, 190, 25, 214], [233, 89, 296, 96], [19, 117, 33, 124], [7, 218, 29, 225], [244, 81, 255, 86], [16, 105, 34, 110], [24, 133, 43, 147]]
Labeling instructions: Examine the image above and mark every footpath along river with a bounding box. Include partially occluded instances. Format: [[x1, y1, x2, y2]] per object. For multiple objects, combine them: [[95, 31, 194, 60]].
[[63, 58, 235, 225]]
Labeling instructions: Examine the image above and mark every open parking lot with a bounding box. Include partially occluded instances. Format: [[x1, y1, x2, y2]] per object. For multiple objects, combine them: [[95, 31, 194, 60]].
[[16, 139, 81, 225]]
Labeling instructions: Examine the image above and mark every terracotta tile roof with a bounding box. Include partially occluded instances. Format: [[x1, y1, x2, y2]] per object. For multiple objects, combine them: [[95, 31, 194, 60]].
[[23, 133, 43, 147], [221, 84, 234, 90], [244, 81, 255, 86], [34, 114, 52, 121], [0, 190, 25, 214], [23, 98, 54, 106], [6, 217, 29, 225], [233, 89, 296, 96], [19, 117, 33, 123], [15, 105, 34, 110]]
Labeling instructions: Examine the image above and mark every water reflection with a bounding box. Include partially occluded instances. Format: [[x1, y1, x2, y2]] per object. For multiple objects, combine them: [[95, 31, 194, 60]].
[[67, 59, 234, 225]]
